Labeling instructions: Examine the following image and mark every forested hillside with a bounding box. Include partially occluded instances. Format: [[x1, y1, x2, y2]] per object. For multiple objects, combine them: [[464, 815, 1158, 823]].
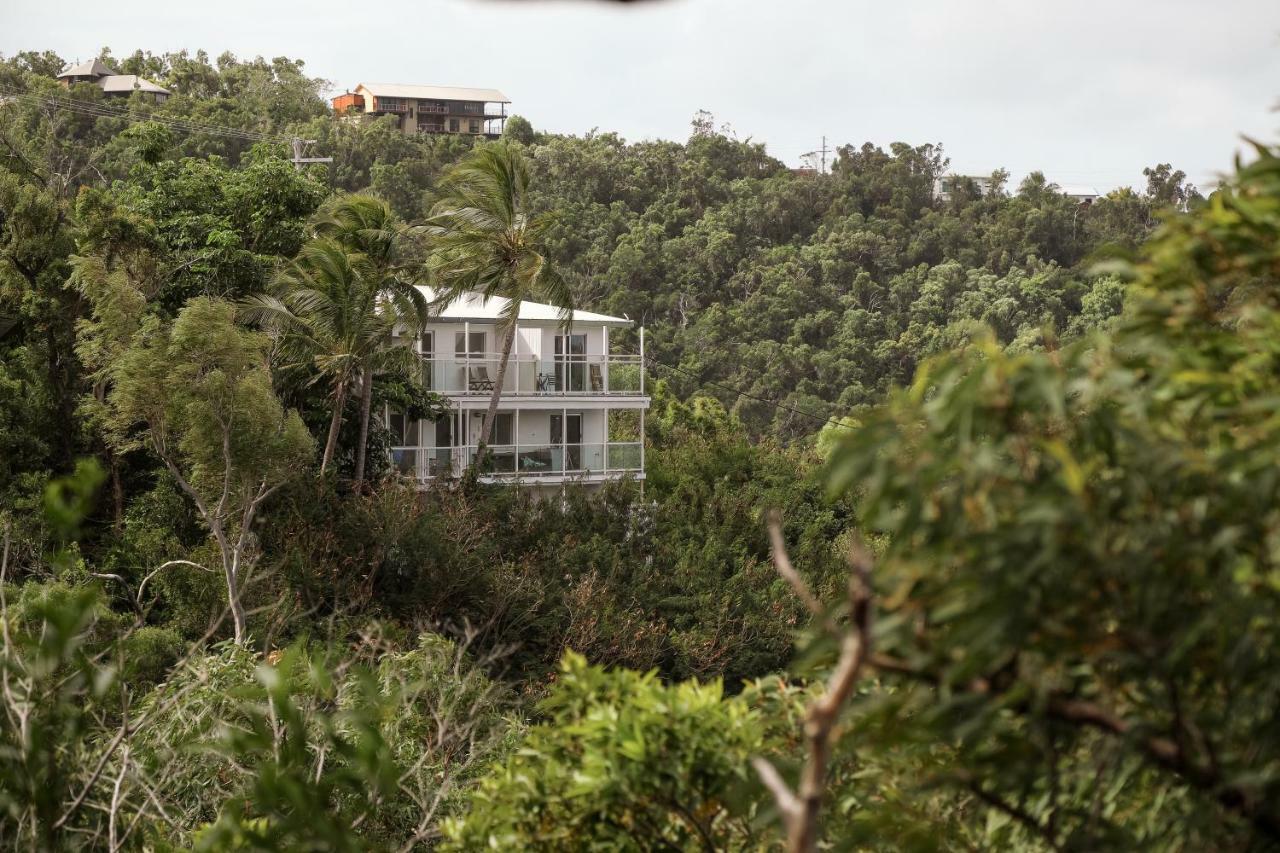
[[3, 46, 1275, 851]]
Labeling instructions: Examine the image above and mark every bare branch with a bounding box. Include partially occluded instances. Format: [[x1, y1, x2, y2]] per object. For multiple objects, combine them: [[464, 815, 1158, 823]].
[[755, 515, 875, 853], [766, 510, 825, 621]]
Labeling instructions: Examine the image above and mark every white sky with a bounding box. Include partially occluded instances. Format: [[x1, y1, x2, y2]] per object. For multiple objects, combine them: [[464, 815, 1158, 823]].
[[4, 0, 1278, 191]]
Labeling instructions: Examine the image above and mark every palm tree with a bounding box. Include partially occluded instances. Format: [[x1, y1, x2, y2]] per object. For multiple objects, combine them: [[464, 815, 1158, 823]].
[[426, 143, 572, 462], [311, 195, 428, 486], [243, 233, 423, 479]]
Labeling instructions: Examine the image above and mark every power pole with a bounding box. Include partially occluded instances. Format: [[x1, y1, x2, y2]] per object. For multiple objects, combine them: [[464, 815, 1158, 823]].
[[819, 135, 830, 175], [290, 137, 333, 171]]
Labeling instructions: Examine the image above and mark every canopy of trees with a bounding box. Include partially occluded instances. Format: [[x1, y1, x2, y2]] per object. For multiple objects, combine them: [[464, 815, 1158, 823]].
[[0, 45, 1266, 851]]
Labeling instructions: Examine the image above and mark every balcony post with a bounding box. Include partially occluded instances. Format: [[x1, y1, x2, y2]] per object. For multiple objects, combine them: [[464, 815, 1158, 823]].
[[640, 408, 646, 474], [603, 407, 609, 480], [602, 324, 609, 393], [639, 326, 645, 395]]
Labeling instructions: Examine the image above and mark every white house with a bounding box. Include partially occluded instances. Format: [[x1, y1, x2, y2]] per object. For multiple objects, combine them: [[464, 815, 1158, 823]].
[[1059, 184, 1101, 203], [386, 289, 649, 491]]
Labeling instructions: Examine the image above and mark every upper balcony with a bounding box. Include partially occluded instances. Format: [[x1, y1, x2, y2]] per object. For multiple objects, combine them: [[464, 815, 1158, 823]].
[[421, 353, 645, 397]]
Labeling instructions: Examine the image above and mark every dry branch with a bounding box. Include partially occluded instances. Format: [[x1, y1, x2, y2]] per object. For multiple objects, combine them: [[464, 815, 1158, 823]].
[[755, 512, 875, 853]]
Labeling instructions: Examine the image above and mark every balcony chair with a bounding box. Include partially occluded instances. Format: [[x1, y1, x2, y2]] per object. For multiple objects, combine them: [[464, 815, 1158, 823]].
[[467, 365, 496, 392]]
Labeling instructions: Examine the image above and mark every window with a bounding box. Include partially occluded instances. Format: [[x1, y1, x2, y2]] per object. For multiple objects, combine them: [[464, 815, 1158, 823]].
[[454, 331, 486, 357], [388, 410, 419, 446], [419, 331, 434, 390], [555, 334, 587, 392], [481, 413, 514, 445], [469, 120, 481, 134], [449, 118, 459, 132]]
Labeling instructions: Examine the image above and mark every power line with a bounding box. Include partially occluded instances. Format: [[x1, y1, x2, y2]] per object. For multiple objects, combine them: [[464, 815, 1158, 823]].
[[0, 84, 295, 146]]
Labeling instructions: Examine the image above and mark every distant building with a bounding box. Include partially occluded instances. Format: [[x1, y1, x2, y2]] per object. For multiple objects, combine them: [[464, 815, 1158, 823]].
[[934, 174, 996, 202], [1059, 184, 1101, 203], [331, 83, 510, 138], [57, 59, 170, 103]]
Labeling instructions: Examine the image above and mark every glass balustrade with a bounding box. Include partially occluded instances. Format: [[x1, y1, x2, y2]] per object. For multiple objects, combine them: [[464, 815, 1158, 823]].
[[390, 442, 644, 480], [416, 355, 645, 395]]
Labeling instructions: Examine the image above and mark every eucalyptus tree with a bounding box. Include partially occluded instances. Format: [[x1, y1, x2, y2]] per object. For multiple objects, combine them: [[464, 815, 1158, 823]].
[[104, 297, 313, 645], [426, 142, 573, 457]]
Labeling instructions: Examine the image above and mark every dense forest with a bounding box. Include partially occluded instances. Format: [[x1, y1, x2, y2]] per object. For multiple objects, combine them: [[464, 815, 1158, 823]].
[[2, 47, 1276, 851]]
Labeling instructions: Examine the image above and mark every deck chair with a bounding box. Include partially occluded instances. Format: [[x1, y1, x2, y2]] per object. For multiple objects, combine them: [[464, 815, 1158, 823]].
[[589, 364, 604, 392], [468, 365, 495, 392]]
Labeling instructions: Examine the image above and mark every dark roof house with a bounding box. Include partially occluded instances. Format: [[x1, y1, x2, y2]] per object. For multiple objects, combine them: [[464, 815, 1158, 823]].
[[58, 59, 170, 102]]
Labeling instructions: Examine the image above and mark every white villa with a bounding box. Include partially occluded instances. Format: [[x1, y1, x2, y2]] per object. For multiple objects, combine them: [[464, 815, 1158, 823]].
[[387, 289, 649, 491]]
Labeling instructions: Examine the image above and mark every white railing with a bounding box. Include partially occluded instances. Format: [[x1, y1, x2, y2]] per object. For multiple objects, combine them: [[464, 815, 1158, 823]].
[[389, 442, 643, 481], [419, 353, 644, 396]]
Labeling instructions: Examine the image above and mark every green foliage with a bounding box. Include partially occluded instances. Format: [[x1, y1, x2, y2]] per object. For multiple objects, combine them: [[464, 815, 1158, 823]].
[[825, 143, 1280, 846], [444, 652, 770, 851], [130, 633, 516, 849]]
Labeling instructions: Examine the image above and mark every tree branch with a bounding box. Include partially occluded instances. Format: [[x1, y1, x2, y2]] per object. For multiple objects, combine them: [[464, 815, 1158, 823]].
[[754, 513, 875, 853]]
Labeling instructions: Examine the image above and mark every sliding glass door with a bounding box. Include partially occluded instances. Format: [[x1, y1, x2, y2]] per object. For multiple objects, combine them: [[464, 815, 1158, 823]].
[[554, 334, 586, 392]]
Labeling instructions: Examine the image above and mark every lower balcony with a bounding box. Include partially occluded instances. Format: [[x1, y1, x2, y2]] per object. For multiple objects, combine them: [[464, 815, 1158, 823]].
[[389, 442, 644, 484]]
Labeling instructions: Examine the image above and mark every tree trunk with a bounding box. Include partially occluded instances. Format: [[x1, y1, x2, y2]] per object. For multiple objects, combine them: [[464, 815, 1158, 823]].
[[226, 554, 247, 645], [474, 317, 518, 469], [320, 380, 349, 475], [352, 365, 374, 490]]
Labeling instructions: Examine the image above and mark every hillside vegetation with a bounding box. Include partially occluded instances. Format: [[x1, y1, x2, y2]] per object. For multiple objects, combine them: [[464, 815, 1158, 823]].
[[2, 47, 1275, 851]]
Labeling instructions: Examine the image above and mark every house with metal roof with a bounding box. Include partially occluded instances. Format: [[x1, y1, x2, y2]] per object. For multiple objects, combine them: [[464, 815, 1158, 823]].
[[331, 83, 510, 138], [385, 288, 648, 492], [58, 59, 170, 103]]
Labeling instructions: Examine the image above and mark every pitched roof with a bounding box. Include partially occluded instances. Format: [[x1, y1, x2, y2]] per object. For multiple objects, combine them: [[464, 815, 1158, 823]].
[[417, 288, 630, 326], [58, 58, 118, 79], [97, 74, 170, 95], [1060, 184, 1101, 198], [355, 83, 510, 103]]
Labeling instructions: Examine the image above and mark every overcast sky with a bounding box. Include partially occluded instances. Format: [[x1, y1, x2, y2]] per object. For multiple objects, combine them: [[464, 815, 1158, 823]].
[[4, 0, 1278, 191]]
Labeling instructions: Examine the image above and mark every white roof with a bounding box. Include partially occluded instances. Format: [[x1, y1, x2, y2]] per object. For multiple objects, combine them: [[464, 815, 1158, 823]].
[[418, 287, 630, 326], [355, 83, 509, 103], [97, 75, 170, 95], [1060, 184, 1100, 198]]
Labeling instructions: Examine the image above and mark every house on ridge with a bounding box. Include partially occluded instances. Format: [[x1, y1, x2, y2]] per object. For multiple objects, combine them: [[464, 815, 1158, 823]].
[[58, 59, 170, 103], [332, 83, 509, 138]]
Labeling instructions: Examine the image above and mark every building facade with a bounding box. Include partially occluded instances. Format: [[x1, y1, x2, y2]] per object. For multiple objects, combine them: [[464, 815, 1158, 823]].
[[387, 290, 648, 491], [332, 83, 509, 138], [58, 59, 170, 103]]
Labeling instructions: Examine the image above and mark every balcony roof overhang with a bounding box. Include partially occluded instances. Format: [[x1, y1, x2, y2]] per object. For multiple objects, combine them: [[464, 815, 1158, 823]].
[[416, 287, 633, 327]]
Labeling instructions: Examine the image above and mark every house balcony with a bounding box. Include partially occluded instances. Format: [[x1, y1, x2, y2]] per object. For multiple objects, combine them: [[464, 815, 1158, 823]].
[[389, 442, 644, 483], [420, 354, 645, 398]]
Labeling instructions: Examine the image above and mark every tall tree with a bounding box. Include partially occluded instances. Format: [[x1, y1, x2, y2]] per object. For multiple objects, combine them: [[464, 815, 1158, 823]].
[[309, 194, 428, 487], [242, 237, 420, 478], [104, 297, 313, 644], [426, 142, 573, 459]]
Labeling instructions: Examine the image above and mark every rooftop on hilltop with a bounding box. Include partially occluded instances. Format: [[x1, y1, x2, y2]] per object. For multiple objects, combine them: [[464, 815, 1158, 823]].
[[57, 58, 170, 101], [57, 58, 117, 80], [355, 83, 510, 104]]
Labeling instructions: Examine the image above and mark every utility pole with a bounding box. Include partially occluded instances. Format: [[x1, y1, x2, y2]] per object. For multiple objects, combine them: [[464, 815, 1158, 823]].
[[290, 137, 333, 171], [799, 136, 832, 175]]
